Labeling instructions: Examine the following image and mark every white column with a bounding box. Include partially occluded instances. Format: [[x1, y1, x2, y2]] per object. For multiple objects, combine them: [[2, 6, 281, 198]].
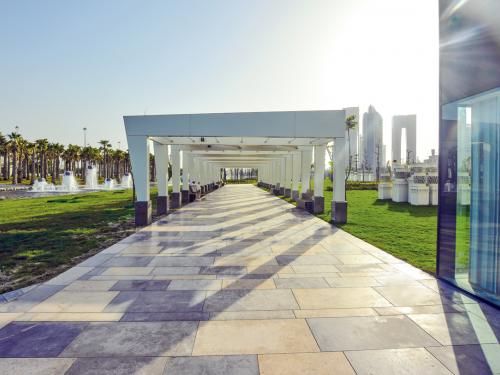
[[285, 155, 293, 195], [171, 145, 181, 208], [153, 142, 168, 197], [182, 151, 189, 191], [127, 135, 151, 225], [292, 152, 301, 199], [200, 160, 206, 187], [128, 135, 150, 202], [333, 137, 347, 202], [279, 157, 286, 191], [314, 145, 326, 197], [153, 141, 169, 215], [171, 146, 180, 193], [274, 160, 280, 187], [300, 147, 312, 195]]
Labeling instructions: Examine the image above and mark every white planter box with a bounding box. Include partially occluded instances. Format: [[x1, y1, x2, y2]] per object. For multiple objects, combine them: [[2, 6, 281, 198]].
[[410, 185, 430, 205], [392, 180, 408, 202], [378, 183, 392, 200]]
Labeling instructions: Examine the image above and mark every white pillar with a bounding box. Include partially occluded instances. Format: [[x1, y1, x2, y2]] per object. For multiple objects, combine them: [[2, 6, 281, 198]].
[[332, 137, 347, 223], [285, 155, 293, 196], [182, 151, 189, 191], [181, 151, 190, 204], [333, 138, 347, 201], [171, 145, 181, 208], [274, 160, 280, 187], [300, 147, 312, 196], [314, 145, 326, 197], [279, 158, 286, 193], [127, 135, 151, 225], [312, 144, 326, 214], [153, 142, 169, 215], [292, 152, 301, 200]]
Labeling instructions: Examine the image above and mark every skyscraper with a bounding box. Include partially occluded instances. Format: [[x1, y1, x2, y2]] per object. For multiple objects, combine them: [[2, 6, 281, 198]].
[[361, 105, 383, 171]]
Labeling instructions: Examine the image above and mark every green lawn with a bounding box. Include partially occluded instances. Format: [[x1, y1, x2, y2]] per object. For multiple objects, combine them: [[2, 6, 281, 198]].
[[0, 189, 158, 293], [268, 180, 438, 274]]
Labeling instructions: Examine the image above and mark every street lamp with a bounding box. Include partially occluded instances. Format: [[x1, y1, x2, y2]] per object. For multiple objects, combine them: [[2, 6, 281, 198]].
[[83, 127, 87, 147]]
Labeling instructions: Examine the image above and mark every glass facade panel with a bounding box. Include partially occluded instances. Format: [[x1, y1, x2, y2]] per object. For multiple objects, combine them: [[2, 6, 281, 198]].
[[444, 90, 500, 304], [438, 0, 500, 306]]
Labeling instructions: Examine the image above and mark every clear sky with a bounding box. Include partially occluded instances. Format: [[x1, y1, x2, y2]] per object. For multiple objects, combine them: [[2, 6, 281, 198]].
[[0, 0, 438, 160]]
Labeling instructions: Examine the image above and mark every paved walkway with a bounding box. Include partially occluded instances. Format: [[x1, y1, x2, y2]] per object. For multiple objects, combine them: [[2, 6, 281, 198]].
[[0, 184, 499, 374]]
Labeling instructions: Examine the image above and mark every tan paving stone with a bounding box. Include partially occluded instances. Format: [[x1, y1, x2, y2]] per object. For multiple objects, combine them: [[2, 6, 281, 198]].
[[0, 313, 22, 322], [278, 272, 339, 278], [325, 277, 381, 287], [293, 288, 391, 309], [192, 319, 319, 355], [247, 265, 294, 274], [294, 308, 377, 318], [209, 310, 295, 320], [29, 312, 123, 321], [167, 279, 222, 290], [259, 352, 356, 375], [213, 256, 278, 266], [152, 266, 201, 275], [101, 267, 153, 276], [90, 275, 154, 280], [29, 291, 119, 313], [292, 265, 340, 273], [0, 358, 76, 375], [63, 280, 117, 291], [154, 275, 217, 280], [408, 313, 500, 345], [346, 348, 453, 375], [335, 254, 384, 264], [375, 304, 465, 316], [221, 279, 276, 290], [375, 286, 447, 306]]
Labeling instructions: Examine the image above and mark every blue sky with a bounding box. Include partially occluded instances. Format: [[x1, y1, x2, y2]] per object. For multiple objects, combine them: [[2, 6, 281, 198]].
[[0, 0, 438, 160]]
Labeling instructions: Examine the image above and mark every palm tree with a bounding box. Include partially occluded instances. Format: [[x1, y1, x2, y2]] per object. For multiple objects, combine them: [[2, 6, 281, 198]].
[[52, 143, 65, 181], [0, 133, 7, 180], [18, 138, 29, 182], [111, 149, 126, 180], [345, 115, 358, 184], [7, 132, 22, 184], [98, 140, 111, 179], [25, 142, 37, 183], [63, 144, 81, 174], [35, 139, 49, 179]]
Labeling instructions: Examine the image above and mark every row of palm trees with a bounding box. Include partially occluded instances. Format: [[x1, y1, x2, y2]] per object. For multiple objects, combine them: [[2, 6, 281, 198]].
[[0, 132, 131, 184]]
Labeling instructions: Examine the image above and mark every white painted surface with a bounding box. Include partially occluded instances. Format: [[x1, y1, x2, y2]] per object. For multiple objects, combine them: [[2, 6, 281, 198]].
[[127, 135, 150, 202], [153, 142, 169, 197], [314, 145, 326, 197]]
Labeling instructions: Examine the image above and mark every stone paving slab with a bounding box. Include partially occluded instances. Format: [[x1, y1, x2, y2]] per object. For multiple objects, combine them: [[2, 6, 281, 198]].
[[0, 184, 498, 374]]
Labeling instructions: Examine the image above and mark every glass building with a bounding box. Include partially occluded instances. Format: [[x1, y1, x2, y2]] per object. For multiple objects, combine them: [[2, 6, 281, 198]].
[[438, 0, 500, 306]]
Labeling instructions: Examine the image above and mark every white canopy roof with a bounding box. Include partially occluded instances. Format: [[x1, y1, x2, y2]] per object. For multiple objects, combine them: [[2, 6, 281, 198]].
[[124, 109, 346, 168]]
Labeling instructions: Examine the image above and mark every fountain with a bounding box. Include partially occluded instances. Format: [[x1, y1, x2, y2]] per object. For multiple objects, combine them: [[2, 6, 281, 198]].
[[60, 171, 79, 192], [120, 173, 132, 188], [32, 177, 55, 192], [85, 165, 98, 189], [26, 169, 130, 197], [103, 177, 115, 190]]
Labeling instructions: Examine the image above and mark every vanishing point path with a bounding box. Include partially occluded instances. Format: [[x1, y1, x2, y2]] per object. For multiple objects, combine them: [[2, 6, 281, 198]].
[[0, 185, 499, 374]]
